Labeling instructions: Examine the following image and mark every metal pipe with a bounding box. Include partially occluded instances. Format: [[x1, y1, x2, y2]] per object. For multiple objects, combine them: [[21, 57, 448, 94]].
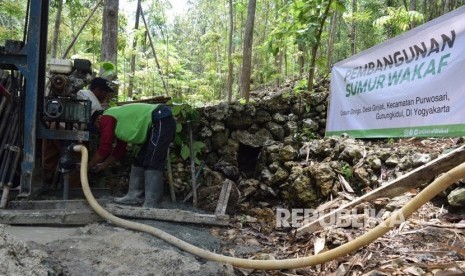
[[0, 185, 9, 209], [0, 112, 18, 162], [0, 146, 20, 209], [0, 100, 13, 137], [8, 146, 21, 186], [0, 124, 18, 210], [0, 123, 18, 185], [63, 172, 69, 200], [0, 97, 7, 119]]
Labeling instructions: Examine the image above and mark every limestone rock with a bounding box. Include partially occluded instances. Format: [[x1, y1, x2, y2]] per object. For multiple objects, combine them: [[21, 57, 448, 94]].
[[448, 187, 465, 206], [266, 121, 285, 141], [233, 129, 273, 148], [279, 145, 298, 161], [271, 167, 289, 185], [309, 163, 336, 196]]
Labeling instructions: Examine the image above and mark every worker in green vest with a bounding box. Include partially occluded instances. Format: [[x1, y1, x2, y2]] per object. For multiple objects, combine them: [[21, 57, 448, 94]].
[[88, 103, 176, 208]]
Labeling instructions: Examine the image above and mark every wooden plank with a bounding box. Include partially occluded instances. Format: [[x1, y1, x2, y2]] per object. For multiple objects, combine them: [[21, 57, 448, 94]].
[[0, 209, 103, 225], [4, 199, 229, 226], [116, 96, 170, 106], [215, 179, 233, 215], [7, 199, 110, 210], [106, 204, 230, 226], [296, 144, 465, 236]]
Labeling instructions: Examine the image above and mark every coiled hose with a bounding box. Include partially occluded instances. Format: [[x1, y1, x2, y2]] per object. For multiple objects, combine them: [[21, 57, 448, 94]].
[[74, 145, 465, 270]]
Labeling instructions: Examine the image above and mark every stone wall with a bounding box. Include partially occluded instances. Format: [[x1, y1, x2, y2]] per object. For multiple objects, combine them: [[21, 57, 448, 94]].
[[170, 83, 463, 212]]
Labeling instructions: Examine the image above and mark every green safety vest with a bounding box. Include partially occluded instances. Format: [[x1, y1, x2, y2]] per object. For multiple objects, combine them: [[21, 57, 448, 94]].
[[103, 103, 159, 144]]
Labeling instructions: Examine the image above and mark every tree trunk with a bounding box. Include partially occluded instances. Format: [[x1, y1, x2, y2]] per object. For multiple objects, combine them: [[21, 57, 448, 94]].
[[298, 43, 305, 78], [444, 0, 450, 13], [274, 50, 283, 87], [307, 0, 332, 90], [227, 0, 234, 103], [239, 0, 245, 52], [50, 0, 63, 58], [240, 0, 256, 102], [410, 0, 417, 29], [100, 0, 119, 79], [284, 46, 288, 78], [127, 0, 141, 99], [350, 0, 357, 55], [326, 10, 338, 71], [402, 0, 408, 10], [422, 0, 428, 20], [429, 1, 437, 20]]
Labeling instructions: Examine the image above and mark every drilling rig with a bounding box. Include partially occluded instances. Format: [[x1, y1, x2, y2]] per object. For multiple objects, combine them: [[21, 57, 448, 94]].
[[0, 1, 228, 227], [0, 1, 100, 220]]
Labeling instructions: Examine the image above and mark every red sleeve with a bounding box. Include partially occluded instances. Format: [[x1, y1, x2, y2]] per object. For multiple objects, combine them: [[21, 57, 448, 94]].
[[96, 115, 127, 160], [112, 139, 127, 160]]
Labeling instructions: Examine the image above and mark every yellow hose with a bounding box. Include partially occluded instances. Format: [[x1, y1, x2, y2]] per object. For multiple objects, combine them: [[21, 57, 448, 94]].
[[74, 144, 465, 270]]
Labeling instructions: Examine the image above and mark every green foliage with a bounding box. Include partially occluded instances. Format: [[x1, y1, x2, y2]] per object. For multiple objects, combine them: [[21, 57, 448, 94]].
[[300, 127, 316, 141], [265, 0, 345, 84], [180, 141, 206, 164], [168, 99, 205, 164], [373, 6, 424, 37], [387, 138, 395, 145], [293, 79, 308, 93], [238, 97, 255, 105], [0, 0, 26, 43], [170, 99, 201, 124], [1, 0, 456, 108], [341, 163, 353, 179], [100, 61, 116, 79]]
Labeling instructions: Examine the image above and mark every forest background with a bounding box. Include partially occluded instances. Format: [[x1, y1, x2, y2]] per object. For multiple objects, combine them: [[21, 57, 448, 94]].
[[0, 0, 464, 107]]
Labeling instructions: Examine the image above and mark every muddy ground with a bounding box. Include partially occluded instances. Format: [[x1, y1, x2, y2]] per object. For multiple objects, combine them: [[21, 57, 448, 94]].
[[2, 219, 237, 276]]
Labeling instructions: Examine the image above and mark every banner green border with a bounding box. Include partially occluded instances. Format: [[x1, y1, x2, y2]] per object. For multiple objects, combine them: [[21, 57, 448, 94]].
[[325, 124, 465, 138]]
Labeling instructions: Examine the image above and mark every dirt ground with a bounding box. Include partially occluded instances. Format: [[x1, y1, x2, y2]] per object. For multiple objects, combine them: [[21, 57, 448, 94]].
[[2, 199, 465, 276], [1, 220, 236, 276]]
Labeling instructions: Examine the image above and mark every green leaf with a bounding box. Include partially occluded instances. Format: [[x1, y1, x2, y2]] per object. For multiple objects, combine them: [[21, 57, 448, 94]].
[[181, 144, 190, 160], [176, 122, 183, 133], [171, 105, 183, 116], [174, 134, 183, 146], [193, 141, 206, 152], [100, 61, 115, 71], [295, 0, 305, 9], [332, 0, 346, 13]]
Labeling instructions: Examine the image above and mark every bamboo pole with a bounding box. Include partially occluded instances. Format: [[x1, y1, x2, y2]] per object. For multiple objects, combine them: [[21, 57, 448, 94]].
[[62, 0, 104, 59], [138, 2, 169, 97]]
